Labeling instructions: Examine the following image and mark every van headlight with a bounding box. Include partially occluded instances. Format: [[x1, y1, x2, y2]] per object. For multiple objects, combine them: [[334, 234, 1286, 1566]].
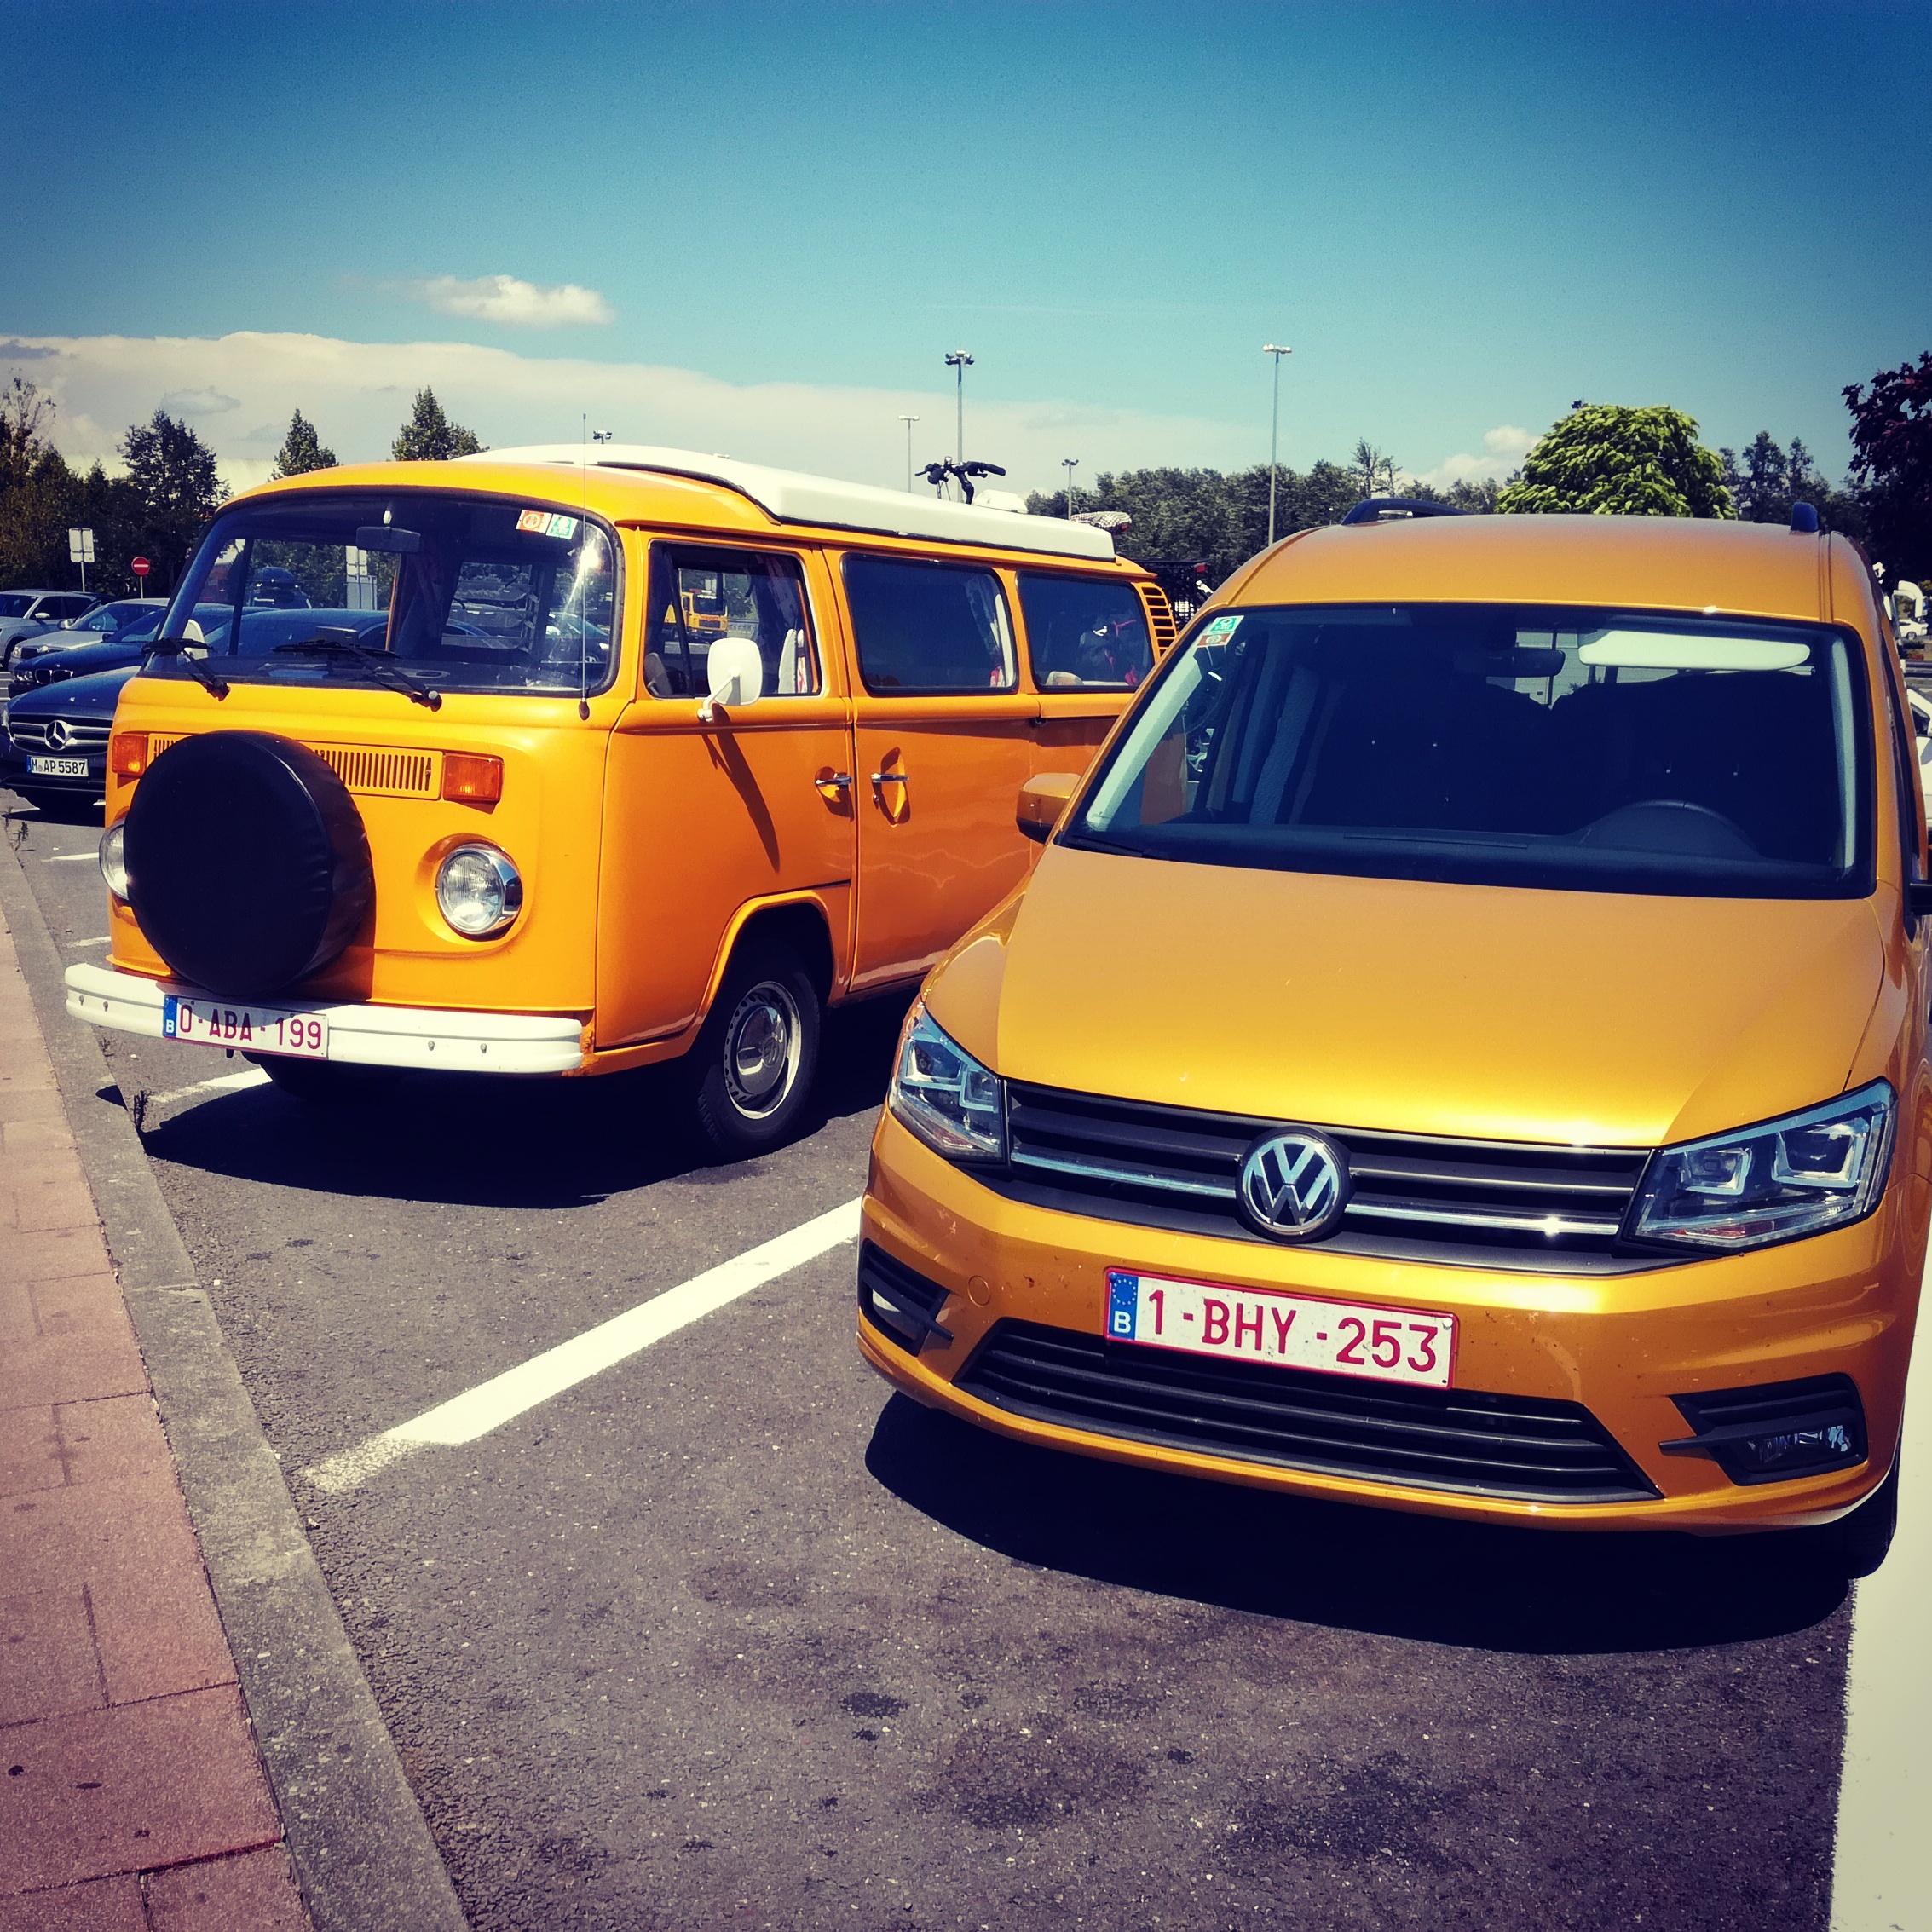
[[1628, 1082, 1895, 1251], [435, 843, 522, 937], [889, 1002, 1006, 1161], [99, 820, 129, 901]]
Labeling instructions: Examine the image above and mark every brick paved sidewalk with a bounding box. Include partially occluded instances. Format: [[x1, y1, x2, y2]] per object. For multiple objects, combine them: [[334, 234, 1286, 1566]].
[[0, 903, 309, 1929]]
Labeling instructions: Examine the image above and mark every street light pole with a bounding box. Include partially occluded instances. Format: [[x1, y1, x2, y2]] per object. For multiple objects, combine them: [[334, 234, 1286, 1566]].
[[898, 414, 920, 493], [1263, 343, 1292, 547], [944, 351, 973, 465], [1062, 457, 1079, 522]]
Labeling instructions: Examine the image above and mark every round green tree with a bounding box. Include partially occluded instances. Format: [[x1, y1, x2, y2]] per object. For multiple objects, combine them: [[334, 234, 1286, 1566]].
[[1498, 404, 1735, 518]]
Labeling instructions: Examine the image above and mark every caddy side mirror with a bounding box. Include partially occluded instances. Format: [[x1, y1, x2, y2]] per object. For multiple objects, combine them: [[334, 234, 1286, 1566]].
[[1018, 770, 1081, 845]]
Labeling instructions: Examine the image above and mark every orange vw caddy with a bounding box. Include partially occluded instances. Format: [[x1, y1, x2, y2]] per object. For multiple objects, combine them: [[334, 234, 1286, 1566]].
[[860, 504, 1929, 1572], [66, 447, 1168, 1154]]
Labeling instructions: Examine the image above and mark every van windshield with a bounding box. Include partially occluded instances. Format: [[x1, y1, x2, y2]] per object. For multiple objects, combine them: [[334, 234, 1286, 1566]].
[[1069, 603, 1872, 899], [147, 490, 619, 698]]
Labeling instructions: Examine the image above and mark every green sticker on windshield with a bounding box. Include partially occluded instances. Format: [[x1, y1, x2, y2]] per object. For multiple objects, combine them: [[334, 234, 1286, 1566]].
[[546, 514, 580, 540], [1199, 614, 1242, 645]]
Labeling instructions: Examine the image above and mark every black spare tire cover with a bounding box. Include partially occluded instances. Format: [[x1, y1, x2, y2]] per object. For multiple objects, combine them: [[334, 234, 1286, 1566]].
[[125, 732, 373, 998]]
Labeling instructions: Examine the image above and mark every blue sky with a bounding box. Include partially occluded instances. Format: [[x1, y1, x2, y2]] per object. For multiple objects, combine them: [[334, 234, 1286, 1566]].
[[3, 0, 1928, 497]]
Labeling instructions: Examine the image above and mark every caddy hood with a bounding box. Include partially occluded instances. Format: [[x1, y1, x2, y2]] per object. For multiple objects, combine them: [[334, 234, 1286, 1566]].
[[925, 845, 1888, 1151]]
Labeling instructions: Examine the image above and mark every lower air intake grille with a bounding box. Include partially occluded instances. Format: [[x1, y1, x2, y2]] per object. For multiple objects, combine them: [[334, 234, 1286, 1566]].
[[858, 1243, 954, 1354], [957, 1320, 1658, 1504]]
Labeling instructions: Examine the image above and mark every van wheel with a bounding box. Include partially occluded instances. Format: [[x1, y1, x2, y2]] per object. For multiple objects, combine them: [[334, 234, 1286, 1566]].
[[247, 1054, 402, 1104], [691, 944, 821, 1157]]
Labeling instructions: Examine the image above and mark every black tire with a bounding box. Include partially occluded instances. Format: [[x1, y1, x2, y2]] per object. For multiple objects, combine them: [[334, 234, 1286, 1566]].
[[125, 732, 372, 998], [689, 943, 822, 1158], [247, 1053, 401, 1104], [1826, 1458, 1900, 1579]]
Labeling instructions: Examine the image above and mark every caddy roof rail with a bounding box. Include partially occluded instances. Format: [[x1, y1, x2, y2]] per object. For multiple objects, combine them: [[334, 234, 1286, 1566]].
[[1340, 499, 1469, 527]]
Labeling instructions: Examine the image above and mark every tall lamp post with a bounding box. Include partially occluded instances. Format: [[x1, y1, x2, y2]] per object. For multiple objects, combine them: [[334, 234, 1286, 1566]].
[[1263, 343, 1292, 546], [898, 414, 920, 493], [1062, 457, 1080, 521], [944, 350, 973, 464]]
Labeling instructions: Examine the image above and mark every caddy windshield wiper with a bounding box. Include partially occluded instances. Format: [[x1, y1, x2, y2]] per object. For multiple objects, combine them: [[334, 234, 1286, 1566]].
[[273, 630, 442, 710], [142, 638, 230, 699]]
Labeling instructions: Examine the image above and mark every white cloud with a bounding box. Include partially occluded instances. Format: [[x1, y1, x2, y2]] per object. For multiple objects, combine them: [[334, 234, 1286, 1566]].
[[1413, 423, 1538, 489], [2, 331, 1251, 501], [402, 274, 615, 329], [159, 385, 239, 415]]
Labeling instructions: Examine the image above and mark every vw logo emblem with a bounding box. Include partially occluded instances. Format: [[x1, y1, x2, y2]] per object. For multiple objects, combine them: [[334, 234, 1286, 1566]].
[[1237, 1130, 1350, 1242], [46, 718, 72, 750]]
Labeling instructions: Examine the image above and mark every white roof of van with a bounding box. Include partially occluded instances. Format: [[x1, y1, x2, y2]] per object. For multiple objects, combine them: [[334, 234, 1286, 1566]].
[[459, 444, 1116, 562]]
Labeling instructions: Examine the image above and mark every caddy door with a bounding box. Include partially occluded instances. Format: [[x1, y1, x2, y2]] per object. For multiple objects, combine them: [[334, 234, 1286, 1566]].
[[596, 540, 856, 1047], [842, 551, 1040, 992]]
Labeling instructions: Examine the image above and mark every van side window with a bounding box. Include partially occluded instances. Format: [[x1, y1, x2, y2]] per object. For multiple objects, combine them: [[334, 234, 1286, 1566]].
[[1018, 573, 1152, 689], [1877, 656, 1926, 891], [843, 555, 1017, 695], [644, 547, 819, 701]]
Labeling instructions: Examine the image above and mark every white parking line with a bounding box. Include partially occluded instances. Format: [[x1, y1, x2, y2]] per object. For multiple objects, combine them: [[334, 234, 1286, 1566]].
[[301, 1197, 862, 1493], [66, 935, 111, 948], [38, 851, 99, 863], [146, 1069, 274, 1108], [1831, 1278, 1931, 1932]]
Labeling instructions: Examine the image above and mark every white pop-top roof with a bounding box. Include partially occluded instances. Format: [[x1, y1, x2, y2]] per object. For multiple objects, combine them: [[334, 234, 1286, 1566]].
[[458, 444, 1116, 562]]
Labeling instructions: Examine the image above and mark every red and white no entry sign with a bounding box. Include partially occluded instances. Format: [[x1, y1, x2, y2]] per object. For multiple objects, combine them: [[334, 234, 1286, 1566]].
[[131, 557, 151, 578]]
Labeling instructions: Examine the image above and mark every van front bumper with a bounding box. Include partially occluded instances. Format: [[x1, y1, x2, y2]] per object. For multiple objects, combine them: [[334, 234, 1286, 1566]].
[[860, 1110, 1922, 1533], [64, 962, 587, 1075]]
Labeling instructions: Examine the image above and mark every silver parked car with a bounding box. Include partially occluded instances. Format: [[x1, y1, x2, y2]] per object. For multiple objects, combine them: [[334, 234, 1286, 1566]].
[[9, 597, 168, 674], [0, 590, 100, 666]]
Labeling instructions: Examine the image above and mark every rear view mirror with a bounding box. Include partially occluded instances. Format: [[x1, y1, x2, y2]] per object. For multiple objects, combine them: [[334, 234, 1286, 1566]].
[[701, 637, 764, 720], [355, 525, 422, 554], [1018, 770, 1081, 844]]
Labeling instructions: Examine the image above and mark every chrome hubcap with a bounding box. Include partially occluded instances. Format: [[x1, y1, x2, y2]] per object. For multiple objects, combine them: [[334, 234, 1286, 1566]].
[[723, 980, 801, 1118]]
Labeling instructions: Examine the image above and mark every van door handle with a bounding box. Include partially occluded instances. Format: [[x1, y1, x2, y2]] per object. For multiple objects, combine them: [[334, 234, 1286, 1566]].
[[816, 772, 853, 789], [870, 770, 908, 785]]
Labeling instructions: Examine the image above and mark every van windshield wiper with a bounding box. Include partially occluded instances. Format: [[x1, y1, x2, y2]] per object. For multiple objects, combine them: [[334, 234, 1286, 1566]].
[[142, 638, 230, 699], [274, 630, 443, 710]]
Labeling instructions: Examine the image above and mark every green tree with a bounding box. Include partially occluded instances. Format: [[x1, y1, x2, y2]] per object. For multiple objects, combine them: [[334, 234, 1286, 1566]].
[[1843, 354, 1932, 580], [119, 410, 225, 591], [1717, 430, 1865, 541], [391, 388, 483, 461], [0, 376, 83, 590], [1497, 404, 1734, 518], [270, 408, 337, 479]]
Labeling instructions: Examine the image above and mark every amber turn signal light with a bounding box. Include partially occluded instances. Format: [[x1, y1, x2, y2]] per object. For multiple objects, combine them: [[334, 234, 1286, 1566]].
[[109, 733, 149, 779], [441, 753, 504, 804]]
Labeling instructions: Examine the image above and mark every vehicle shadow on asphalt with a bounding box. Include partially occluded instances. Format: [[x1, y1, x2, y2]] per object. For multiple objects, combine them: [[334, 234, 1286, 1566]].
[[865, 1395, 1849, 1654], [127, 993, 914, 1208]]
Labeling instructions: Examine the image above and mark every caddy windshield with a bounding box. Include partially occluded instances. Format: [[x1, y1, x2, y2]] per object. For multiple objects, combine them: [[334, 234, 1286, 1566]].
[[1070, 603, 1872, 899], [147, 490, 619, 698]]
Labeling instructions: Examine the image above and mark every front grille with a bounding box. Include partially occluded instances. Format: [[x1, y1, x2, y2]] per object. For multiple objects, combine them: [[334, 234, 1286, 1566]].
[[147, 735, 439, 799], [995, 1082, 1655, 1274], [7, 717, 109, 753], [959, 1320, 1658, 1503]]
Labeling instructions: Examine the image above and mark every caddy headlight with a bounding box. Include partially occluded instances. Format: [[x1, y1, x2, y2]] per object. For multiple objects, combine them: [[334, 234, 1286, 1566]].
[[889, 1002, 1006, 1161], [1629, 1081, 1895, 1251], [435, 843, 522, 937], [99, 820, 129, 901]]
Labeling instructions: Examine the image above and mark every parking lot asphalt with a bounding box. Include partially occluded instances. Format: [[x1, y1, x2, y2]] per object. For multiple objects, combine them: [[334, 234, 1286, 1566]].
[[2, 793, 1869, 1932]]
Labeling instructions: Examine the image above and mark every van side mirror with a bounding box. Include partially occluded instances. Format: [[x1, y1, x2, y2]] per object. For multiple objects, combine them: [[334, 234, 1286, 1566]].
[[700, 637, 763, 721], [1018, 770, 1081, 844]]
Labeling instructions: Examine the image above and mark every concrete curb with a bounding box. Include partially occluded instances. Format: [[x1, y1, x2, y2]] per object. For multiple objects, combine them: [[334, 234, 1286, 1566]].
[[0, 835, 469, 1932]]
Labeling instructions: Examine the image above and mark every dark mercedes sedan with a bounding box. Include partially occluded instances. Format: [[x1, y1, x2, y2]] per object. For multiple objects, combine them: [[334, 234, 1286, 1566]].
[[1, 663, 135, 818]]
